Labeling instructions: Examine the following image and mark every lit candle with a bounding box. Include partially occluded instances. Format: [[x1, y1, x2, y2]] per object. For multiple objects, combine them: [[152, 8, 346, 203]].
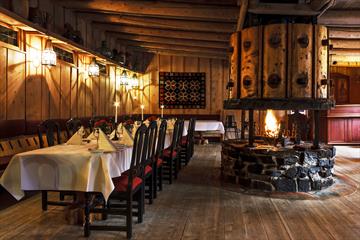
[[140, 104, 145, 121], [160, 105, 164, 118], [114, 101, 120, 123]]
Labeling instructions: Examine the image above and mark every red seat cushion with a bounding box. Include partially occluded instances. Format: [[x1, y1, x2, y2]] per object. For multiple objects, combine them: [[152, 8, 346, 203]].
[[112, 175, 143, 192], [163, 148, 177, 158], [181, 136, 187, 146], [145, 165, 152, 175], [157, 158, 163, 167]]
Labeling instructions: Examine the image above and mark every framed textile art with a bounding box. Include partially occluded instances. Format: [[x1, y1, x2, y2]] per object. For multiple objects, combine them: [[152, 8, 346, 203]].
[[159, 72, 206, 109]]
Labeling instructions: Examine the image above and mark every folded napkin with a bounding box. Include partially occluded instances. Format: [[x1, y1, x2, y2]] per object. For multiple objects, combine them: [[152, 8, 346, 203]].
[[122, 128, 134, 146], [98, 129, 116, 152], [87, 132, 96, 140], [66, 126, 84, 145], [167, 118, 176, 130], [109, 123, 123, 139]]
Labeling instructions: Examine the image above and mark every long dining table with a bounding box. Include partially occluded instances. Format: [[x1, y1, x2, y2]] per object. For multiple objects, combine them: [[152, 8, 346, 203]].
[[0, 131, 174, 202]]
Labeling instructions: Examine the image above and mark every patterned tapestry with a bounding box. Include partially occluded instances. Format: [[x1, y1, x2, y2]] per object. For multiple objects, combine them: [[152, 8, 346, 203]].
[[159, 72, 206, 109]]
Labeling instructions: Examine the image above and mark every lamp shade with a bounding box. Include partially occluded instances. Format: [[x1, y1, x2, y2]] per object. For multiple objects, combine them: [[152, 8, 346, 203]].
[[42, 39, 56, 66], [130, 73, 139, 89], [88, 57, 100, 77], [120, 70, 128, 85]]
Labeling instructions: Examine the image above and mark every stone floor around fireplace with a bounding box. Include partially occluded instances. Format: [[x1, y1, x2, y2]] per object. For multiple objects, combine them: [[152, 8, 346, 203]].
[[221, 140, 336, 192]]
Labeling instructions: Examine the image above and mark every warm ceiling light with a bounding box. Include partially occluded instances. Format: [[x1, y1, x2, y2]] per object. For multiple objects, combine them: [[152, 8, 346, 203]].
[[120, 69, 128, 85], [42, 39, 56, 66], [130, 73, 139, 89], [88, 57, 100, 77]]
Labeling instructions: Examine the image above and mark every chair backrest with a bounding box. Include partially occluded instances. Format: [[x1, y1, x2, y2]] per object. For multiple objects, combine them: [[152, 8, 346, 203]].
[[146, 121, 158, 165], [177, 119, 184, 147], [128, 124, 149, 186], [38, 120, 61, 148], [66, 118, 82, 139], [170, 119, 183, 152], [156, 119, 167, 158], [186, 118, 196, 145], [225, 115, 236, 128]]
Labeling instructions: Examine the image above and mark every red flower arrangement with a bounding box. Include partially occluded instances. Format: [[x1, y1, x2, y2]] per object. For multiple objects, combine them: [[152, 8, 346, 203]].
[[124, 119, 134, 125], [94, 119, 112, 134], [147, 115, 157, 121]]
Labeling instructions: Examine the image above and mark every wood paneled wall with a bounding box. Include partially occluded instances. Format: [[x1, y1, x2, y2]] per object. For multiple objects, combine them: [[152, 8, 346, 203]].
[[0, 37, 236, 123], [120, 54, 242, 122], [331, 66, 360, 104]]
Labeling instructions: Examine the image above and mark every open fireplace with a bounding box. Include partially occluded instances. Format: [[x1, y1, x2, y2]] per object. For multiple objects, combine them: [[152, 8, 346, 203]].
[[222, 22, 336, 192]]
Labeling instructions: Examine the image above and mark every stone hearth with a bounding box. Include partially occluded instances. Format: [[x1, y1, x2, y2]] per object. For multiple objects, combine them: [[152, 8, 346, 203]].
[[221, 140, 336, 192]]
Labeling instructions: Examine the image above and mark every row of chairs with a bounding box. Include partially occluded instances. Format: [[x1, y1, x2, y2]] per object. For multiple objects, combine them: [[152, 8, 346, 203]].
[[85, 118, 196, 239], [37, 117, 196, 239]]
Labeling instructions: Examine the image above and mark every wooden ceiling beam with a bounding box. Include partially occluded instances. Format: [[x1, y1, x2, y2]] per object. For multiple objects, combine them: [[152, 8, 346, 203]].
[[126, 45, 228, 59], [329, 28, 360, 39], [318, 10, 360, 27], [247, 1, 319, 15], [106, 32, 229, 49], [77, 13, 236, 33], [236, 0, 248, 31], [310, 0, 332, 11], [99, 24, 231, 42], [331, 39, 360, 49], [331, 49, 360, 56], [60, 0, 239, 22], [115, 39, 230, 56]]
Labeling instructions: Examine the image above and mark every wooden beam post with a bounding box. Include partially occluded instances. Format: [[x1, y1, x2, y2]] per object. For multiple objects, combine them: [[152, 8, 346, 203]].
[[99, 24, 231, 42], [78, 12, 236, 33], [60, 0, 239, 22]]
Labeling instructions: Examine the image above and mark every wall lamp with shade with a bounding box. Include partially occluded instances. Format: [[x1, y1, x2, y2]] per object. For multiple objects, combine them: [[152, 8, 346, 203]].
[[130, 73, 139, 90], [42, 38, 56, 66], [119, 69, 129, 86], [88, 57, 100, 77]]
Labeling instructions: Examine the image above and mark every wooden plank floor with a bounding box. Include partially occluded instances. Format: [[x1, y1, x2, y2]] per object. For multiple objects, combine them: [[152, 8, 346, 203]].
[[0, 144, 359, 240]]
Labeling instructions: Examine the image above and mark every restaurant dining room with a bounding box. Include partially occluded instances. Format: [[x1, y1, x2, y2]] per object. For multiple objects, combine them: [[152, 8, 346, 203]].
[[0, 0, 359, 239]]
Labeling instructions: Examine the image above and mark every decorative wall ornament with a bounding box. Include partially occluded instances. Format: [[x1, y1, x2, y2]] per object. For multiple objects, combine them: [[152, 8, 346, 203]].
[[159, 72, 206, 109], [96, 41, 112, 58], [62, 23, 83, 45]]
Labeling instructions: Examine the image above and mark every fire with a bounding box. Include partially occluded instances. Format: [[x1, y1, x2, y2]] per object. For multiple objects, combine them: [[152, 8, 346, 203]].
[[264, 110, 280, 138]]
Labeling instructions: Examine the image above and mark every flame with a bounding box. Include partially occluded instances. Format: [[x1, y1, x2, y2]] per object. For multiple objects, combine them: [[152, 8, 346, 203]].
[[265, 110, 280, 138]]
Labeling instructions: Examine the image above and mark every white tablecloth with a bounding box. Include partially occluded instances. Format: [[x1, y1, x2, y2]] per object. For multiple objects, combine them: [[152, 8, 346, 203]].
[[0, 143, 132, 201], [184, 120, 225, 134]]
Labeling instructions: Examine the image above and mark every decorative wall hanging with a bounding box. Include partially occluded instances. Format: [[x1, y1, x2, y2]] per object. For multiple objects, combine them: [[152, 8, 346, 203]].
[[159, 72, 206, 109]]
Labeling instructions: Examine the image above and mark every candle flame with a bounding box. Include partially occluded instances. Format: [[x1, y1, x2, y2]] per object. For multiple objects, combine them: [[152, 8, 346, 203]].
[[265, 110, 280, 138], [114, 101, 120, 107]]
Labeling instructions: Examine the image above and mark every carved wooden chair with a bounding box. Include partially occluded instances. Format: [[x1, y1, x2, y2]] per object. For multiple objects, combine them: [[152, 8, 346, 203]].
[[37, 119, 61, 148], [65, 118, 83, 139], [84, 124, 149, 239], [154, 119, 167, 197], [162, 119, 183, 184], [144, 121, 158, 205], [180, 118, 196, 166]]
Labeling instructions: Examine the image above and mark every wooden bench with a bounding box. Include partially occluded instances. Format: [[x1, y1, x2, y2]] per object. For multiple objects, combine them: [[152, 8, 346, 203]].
[[0, 131, 69, 177]]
